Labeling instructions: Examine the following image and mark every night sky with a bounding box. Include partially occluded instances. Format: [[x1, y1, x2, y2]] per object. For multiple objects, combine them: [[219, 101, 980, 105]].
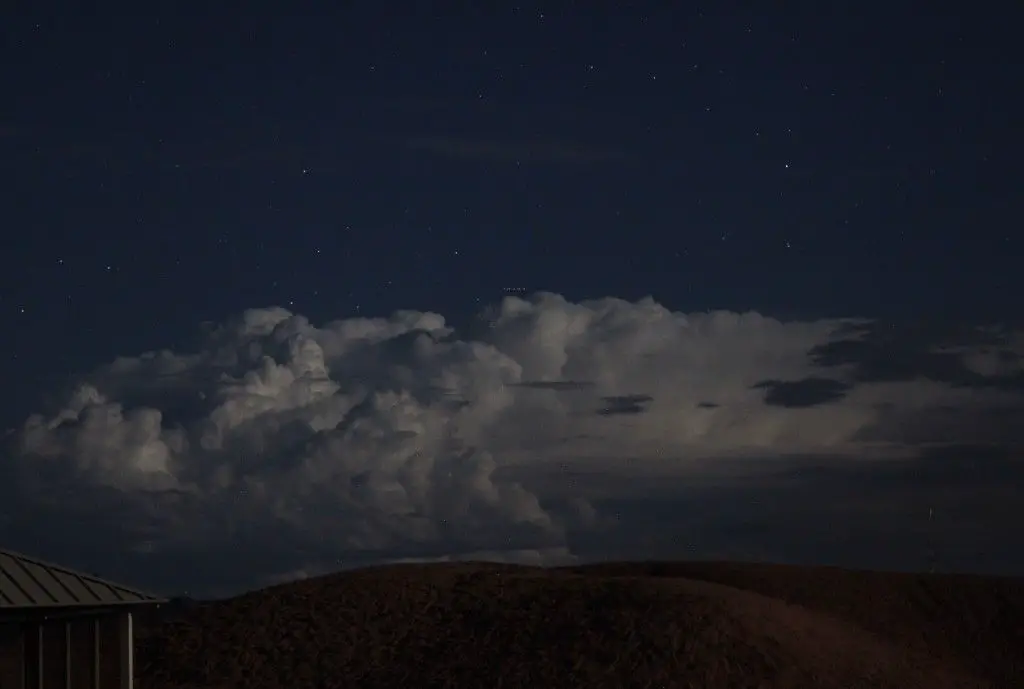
[[2, 5, 1023, 596]]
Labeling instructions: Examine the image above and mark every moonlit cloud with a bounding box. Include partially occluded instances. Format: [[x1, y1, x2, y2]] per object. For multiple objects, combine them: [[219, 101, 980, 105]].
[[4, 293, 1023, 595]]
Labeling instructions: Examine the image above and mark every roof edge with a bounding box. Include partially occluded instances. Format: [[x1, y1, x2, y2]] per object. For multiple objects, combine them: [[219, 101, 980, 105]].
[[0, 547, 167, 608]]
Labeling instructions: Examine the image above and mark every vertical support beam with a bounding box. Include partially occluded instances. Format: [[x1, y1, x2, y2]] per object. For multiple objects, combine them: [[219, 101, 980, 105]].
[[36, 623, 43, 689], [119, 612, 134, 689], [93, 618, 100, 689], [16, 622, 26, 689], [65, 621, 72, 689]]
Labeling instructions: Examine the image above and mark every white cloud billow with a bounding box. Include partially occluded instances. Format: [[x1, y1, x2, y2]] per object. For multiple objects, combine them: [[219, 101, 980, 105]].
[[9, 292, 1024, 587]]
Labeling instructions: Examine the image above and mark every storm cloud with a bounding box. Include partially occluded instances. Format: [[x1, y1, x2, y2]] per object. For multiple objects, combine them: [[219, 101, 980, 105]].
[[3, 293, 1023, 596]]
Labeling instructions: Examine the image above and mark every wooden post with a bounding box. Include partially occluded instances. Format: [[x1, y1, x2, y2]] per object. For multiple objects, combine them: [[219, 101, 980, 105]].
[[119, 613, 134, 689]]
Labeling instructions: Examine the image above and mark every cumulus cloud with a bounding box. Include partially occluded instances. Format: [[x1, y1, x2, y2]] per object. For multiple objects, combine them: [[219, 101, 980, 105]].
[[4, 293, 1024, 595]]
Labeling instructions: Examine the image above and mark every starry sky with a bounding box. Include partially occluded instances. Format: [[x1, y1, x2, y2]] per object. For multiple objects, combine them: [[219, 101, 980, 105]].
[[2, 5, 1023, 595]]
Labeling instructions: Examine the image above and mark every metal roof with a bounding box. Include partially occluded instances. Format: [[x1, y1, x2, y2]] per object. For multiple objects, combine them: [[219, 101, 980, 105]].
[[0, 548, 166, 609]]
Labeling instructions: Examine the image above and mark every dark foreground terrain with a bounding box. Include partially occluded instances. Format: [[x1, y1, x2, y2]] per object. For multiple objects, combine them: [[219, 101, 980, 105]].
[[135, 560, 1024, 689]]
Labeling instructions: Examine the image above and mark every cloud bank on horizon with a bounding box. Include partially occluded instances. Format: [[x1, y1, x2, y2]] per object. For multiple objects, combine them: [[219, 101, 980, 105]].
[[4, 293, 1024, 595]]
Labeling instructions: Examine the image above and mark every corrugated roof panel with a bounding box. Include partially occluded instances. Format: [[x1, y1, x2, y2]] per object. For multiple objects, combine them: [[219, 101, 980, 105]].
[[21, 561, 71, 604], [0, 561, 33, 606], [0, 553, 56, 606], [48, 569, 97, 604], [0, 548, 165, 609]]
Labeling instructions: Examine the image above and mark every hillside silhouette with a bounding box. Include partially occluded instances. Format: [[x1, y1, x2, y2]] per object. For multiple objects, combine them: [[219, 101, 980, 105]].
[[135, 560, 1024, 689]]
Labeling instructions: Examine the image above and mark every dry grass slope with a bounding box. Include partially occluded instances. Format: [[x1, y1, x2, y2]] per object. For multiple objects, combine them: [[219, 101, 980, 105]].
[[136, 561, 1024, 689]]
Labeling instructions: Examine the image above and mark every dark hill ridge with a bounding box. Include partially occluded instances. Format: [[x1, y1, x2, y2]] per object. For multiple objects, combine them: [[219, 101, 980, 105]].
[[135, 561, 1024, 689]]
